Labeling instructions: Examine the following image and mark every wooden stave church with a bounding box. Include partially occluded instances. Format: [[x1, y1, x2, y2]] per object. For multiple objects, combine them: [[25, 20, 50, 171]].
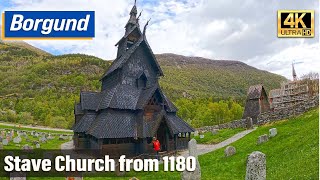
[[73, 2, 194, 158]]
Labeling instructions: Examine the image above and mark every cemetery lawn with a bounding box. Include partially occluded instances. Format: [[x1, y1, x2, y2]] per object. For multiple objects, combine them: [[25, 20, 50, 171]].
[[192, 128, 245, 144], [199, 109, 319, 179], [0, 124, 72, 150]]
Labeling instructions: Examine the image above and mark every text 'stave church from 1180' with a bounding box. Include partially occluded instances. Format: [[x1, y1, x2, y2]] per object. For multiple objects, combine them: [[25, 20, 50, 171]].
[[73, 1, 194, 158]]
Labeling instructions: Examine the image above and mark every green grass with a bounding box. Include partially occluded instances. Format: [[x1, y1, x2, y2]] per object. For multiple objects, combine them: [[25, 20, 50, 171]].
[[1, 134, 70, 150], [199, 109, 319, 180], [90, 109, 318, 180], [192, 128, 245, 144], [86, 109, 319, 179]]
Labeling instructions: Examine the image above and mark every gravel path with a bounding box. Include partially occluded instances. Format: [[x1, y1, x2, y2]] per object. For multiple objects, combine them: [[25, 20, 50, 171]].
[[180, 128, 257, 157], [59, 128, 256, 156], [61, 140, 74, 150]]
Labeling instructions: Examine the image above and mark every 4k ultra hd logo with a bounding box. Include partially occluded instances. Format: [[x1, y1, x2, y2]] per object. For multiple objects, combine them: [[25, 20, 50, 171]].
[[2, 11, 95, 40], [278, 10, 314, 38]]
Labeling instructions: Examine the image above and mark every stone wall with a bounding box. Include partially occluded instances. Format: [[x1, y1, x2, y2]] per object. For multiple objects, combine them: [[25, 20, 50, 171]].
[[196, 118, 247, 132], [196, 95, 318, 132], [257, 95, 319, 125]]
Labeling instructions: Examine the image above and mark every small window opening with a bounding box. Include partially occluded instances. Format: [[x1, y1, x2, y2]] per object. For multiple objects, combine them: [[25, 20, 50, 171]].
[[126, 40, 134, 50]]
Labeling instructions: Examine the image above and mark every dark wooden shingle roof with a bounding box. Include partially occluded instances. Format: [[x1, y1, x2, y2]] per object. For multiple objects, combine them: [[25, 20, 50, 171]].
[[247, 84, 263, 100], [101, 36, 163, 80], [73, 113, 97, 133], [166, 113, 194, 134], [80, 92, 99, 110], [87, 110, 137, 139]]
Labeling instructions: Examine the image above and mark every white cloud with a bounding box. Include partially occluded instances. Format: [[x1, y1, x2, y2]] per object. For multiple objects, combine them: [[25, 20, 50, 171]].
[[248, 43, 320, 79], [2, 0, 319, 79]]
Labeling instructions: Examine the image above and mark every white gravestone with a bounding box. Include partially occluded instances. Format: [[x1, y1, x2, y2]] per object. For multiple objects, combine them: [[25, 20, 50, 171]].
[[2, 139, 8, 146], [269, 128, 277, 137], [181, 139, 201, 180], [245, 151, 266, 180]]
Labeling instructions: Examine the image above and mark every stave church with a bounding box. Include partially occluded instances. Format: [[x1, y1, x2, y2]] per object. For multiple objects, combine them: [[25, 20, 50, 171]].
[[73, 1, 194, 158]]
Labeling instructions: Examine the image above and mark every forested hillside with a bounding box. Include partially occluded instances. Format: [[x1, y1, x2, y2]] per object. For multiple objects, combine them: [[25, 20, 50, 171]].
[[0, 42, 286, 128], [158, 53, 286, 100]]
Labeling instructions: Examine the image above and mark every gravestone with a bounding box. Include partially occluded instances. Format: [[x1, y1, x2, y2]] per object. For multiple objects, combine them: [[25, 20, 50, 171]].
[[129, 177, 139, 180], [39, 136, 47, 143], [2, 139, 8, 146], [193, 131, 199, 137], [13, 136, 22, 144], [199, 135, 204, 139], [25, 137, 30, 142], [22, 144, 33, 152], [181, 139, 201, 180], [246, 117, 253, 129], [115, 162, 126, 177], [9, 172, 26, 180], [47, 135, 54, 140], [211, 129, 219, 135], [59, 135, 68, 140], [269, 128, 277, 137], [7, 136, 11, 142], [257, 134, 269, 145], [224, 146, 236, 157], [188, 139, 197, 158], [36, 143, 40, 149], [245, 151, 266, 180]]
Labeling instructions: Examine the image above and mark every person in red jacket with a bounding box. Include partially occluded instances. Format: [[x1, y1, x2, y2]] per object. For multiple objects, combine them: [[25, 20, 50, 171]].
[[152, 137, 161, 160]]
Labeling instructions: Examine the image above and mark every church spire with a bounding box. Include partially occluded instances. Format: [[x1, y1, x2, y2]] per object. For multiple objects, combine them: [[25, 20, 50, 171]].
[[292, 63, 297, 81], [126, 0, 138, 30]]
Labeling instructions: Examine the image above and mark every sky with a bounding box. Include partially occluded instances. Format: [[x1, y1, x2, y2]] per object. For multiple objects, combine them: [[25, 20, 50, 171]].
[[0, 0, 319, 79]]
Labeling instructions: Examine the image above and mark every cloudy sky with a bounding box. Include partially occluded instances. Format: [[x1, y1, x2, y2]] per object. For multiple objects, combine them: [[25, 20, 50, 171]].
[[0, 0, 319, 79]]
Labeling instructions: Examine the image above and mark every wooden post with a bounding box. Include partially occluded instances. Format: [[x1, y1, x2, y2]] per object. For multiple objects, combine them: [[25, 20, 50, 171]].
[[174, 134, 177, 150]]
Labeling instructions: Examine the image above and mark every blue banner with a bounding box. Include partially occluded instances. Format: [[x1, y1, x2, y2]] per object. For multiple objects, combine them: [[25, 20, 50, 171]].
[[2, 11, 95, 39]]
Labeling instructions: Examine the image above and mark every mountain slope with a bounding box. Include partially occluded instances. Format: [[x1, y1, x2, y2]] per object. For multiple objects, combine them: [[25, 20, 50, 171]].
[[0, 42, 286, 128], [157, 53, 286, 100], [4, 41, 52, 56]]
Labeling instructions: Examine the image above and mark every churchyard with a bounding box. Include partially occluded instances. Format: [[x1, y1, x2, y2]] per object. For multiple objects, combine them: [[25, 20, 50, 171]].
[[0, 109, 317, 179], [0, 124, 73, 150]]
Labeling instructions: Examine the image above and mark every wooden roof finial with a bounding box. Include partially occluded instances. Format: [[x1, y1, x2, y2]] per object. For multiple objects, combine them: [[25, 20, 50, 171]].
[[143, 18, 151, 35]]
